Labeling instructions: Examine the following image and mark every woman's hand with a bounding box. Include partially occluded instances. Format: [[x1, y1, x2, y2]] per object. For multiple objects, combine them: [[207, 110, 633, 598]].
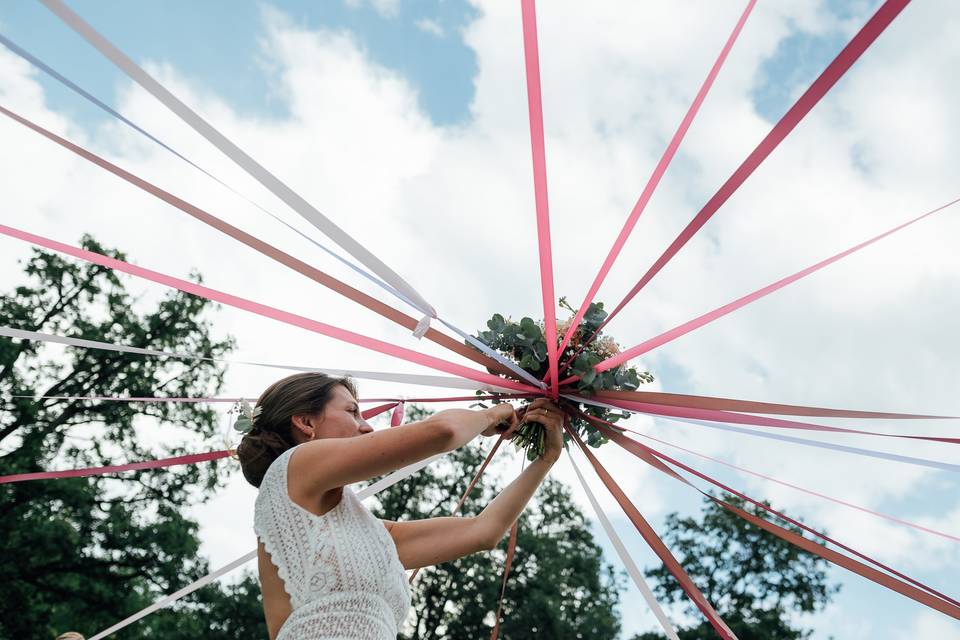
[[481, 403, 519, 438], [520, 398, 565, 464]]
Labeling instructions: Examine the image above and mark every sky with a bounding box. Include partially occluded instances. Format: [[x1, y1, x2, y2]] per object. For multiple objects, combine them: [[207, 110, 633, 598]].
[[1, 1, 959, 638]]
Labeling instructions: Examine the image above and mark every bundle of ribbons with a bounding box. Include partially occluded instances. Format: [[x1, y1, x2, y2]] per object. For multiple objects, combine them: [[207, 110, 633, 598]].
[[2, 0, 958, 639]]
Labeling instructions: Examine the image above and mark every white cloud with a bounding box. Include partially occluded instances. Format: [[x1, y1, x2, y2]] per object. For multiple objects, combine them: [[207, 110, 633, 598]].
[[345, 0, 400, 20], [895, 611, 960, 640], [2, 1, 959, 637], [415, 17, 445, 38], [373, 0, 400, 19]]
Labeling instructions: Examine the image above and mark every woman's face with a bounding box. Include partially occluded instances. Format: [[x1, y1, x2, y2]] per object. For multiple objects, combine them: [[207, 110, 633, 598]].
[[309, 384, 373, 440]]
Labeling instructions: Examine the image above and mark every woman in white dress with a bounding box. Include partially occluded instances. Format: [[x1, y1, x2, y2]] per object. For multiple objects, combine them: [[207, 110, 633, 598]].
[[237, 372, 564, 640]]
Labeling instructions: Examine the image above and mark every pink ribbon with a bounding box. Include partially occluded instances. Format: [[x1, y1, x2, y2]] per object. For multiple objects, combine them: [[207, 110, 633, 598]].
[[582, 0, 912, 349], [557, 194, 960, 385], [595, 196, 960, 373], [361, 393, 536, 404], [0, 450, 231, 484], [555, 0, 757, 363], [0, 224, 539, 395], [520, 0, 560, 399], [390, 401, 405, 427], [15, 390, 945, 424], [361, 403, 398, 420]]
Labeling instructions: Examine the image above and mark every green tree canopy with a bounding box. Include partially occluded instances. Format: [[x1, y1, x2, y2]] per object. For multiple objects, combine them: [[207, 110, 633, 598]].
[[631, 495, 840, 640], [0, 238, 238, 638]]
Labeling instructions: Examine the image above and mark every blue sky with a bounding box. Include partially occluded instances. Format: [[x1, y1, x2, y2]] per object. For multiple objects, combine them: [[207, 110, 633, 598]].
[[0, 0, 853, 128], [2, 1, 957, 639], [0, 0, 479, 127], [0, 0, 846, 129]]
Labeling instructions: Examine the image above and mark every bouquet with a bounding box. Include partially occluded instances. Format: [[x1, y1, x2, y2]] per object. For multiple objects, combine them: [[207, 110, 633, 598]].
[[471, 297, 653, 459]]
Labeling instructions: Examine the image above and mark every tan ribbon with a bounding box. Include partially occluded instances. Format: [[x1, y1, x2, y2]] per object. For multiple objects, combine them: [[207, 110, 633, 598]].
[[40, 0, 436, 317], [595, 389, 954, 419], [0, 104, 515, 379]]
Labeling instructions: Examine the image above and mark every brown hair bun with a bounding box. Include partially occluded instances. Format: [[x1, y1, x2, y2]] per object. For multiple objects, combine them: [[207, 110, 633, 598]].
[[236, 372, 356, 487]]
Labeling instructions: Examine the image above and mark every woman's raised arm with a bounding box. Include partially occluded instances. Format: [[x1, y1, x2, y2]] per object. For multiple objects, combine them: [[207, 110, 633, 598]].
[[288, 405, 518, 501], [385, 399, 565, 569]]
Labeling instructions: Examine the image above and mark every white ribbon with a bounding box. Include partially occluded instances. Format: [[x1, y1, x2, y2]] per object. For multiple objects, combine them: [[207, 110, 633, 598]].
[[1, 24, 545, 386], [437, 317, 547, 389], [567, 450, 680, 640], [86, 451, 448, 640], [39, 0, 434, 319], [2, 326, 176, 359], [0, 326, 519, 392]]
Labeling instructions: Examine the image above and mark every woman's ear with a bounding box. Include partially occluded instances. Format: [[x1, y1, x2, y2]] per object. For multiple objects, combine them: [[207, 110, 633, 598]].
[[291, 414, 315, 440]]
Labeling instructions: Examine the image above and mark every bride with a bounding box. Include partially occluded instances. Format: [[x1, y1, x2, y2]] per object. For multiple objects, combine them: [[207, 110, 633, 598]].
[[237, 372, 564, 640]]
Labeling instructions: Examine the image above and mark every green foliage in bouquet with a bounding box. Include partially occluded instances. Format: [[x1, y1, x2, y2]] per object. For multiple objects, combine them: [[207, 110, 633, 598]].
[[470, 297, 653, 460]]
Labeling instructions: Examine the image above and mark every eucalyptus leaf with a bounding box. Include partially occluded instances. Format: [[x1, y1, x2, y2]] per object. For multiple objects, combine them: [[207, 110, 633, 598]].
[[233, 415, 253, 432], [581, 368, 597, 385]]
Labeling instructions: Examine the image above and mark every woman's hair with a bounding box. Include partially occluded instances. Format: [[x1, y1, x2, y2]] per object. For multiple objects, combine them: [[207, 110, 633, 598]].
[[237, 372, 357, 488]]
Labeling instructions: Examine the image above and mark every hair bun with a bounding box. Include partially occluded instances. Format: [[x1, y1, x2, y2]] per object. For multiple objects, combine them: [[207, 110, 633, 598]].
[[236, 372, 356, 488]]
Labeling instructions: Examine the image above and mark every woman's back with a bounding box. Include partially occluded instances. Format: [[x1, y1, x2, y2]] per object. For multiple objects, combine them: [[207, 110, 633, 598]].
[[254, 446, 411, 640]]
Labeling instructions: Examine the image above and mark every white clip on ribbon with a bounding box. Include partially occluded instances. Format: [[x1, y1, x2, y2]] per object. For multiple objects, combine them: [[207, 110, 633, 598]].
[[39, 0, 435, 317], [413, 314, 431, 339]]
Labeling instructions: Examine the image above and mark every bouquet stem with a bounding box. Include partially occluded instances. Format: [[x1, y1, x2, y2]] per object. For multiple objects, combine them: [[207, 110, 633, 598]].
[[513, 420, 547, 461]]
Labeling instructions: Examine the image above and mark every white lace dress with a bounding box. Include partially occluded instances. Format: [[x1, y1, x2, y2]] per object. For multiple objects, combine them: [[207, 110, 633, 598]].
[[254, 446, 412, 639]]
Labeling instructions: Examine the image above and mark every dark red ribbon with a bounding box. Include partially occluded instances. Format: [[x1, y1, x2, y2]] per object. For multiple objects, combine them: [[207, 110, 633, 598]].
[[592, 395, 960, 445], [490, 519, 520, 640], [594, 389, 955, 420], [0, 450, 231, 484], [579, 411, 960, 617], [565, 420, 738, 638]]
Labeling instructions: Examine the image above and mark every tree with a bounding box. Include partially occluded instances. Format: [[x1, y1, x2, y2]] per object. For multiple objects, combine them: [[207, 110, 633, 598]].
[[371, 405, 625, 640], [630, 495, 840, 640], [0, 238, 239, 638]]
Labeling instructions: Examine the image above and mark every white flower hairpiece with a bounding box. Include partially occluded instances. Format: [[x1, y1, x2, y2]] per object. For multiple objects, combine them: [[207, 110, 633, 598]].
[[233, 399, 262, 433]]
